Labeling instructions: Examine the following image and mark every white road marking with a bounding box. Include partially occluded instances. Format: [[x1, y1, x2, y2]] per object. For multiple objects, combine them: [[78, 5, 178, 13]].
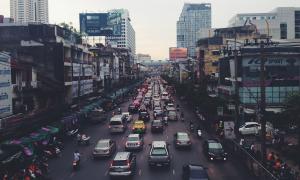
[[139, 169, 142, 176], [172, 169, 175, 175], [104, 170, 108, 176]]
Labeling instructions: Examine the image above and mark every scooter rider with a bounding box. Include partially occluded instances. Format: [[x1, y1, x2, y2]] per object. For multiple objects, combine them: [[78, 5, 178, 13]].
[[180, 112, 184, 121]]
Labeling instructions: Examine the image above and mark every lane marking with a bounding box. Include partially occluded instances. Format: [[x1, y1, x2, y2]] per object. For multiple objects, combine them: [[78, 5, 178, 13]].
[[172, 169, 175, 175], [139, 169, 142, 176], [104, 170, 109, 176]]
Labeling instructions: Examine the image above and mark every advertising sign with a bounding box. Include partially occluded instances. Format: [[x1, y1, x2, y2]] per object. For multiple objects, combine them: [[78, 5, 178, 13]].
[[80, 13, 122, 37], [72, 63, 81, 77], [107, 12, 122, 36], [242, 57, 300, 67], [0, 52, 12, 118], [224, 121, 236, 139], [169, 47, 188, 60], [83, 65, 93, 76]]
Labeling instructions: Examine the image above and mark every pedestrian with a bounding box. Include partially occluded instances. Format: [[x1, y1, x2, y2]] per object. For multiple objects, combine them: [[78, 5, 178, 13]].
[[250, 143, 255, 154], [239, 138, 245, 146]]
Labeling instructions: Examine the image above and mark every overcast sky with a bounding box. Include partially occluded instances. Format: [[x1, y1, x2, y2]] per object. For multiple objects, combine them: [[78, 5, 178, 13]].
[[1, 0, 300, 59]]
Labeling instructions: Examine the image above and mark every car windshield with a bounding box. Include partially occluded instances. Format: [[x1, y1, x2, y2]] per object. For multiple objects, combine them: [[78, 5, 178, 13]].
[[169, 111, 176, 116], [153, 121, 162, 125], [178, 133, 189, 140], [128, 136, 139, 141], [208, 142, 222, 149], [141, 112, 147, 115], [190, 169, 208, 179], [151, 148, 167, 156], [96, 141, 109, 148]]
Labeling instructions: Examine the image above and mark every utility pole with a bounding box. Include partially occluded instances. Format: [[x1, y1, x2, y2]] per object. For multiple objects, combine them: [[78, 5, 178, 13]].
[[259, 40, 267, 165], [234, 30, 240, 131]]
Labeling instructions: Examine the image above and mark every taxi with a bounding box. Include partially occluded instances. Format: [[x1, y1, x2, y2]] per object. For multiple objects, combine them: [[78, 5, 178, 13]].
[[132, 120, 146, 134]]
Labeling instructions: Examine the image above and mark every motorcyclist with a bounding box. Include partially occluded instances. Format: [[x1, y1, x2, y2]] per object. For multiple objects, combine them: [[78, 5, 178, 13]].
[[118, 107, 122, 114], [180, 112, 184, 121], [176, 105, 180, 112]]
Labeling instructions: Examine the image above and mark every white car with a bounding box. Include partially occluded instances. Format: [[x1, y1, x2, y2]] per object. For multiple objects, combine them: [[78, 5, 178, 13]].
[[239, 122, 275, 135], [153, 107, 163, 116], [161, 92, 169, 101], [239, 122, 261, 135]]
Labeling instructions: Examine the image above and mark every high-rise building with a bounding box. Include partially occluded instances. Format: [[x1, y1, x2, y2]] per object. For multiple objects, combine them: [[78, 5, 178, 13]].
[[136, 54, 151, 64], [105, 9, 136, 55], [229, 7, 300, 40], [177, 3, 211, 58], [10, 0, 49, 23]]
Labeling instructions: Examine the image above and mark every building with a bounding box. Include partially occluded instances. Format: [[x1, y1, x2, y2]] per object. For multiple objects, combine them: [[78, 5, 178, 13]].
[[105, 9, 136, 55], [177, 3, 211, 58], [0, 23, 94, 137], [10, 0, 49, 23], [0, 15, 14, 24], [136, 54, 151, 64], [229, 7, 300, 40], [218, 38, 300, 109]]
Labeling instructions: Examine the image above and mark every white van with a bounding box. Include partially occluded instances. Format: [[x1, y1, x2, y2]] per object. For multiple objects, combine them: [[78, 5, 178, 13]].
[[109, 115, 127, 133]]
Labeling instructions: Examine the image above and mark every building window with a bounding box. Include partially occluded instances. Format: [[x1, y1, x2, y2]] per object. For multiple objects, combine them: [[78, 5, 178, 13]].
[[295, 11, 300, 39], [280, 23, 287, 39]]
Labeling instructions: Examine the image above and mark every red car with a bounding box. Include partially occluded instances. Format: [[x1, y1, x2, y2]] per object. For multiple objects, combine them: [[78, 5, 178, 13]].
[[133, 100, 141, 108]]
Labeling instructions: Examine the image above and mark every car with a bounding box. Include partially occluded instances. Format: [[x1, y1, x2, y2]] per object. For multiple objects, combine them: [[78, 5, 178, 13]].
[[132, 120, 146, 134], [93, 139, 116, 158], [148, 141, 171, 167], [153, 106, 163, 116], [203, 139, 227, 161], [122, 112, 133, 122], [238, 121, 272, 135], [88, 108, 108, 123], [109, 152, 137, 177], [182, 164, 209, 180], [174, 132, 192, 149], [153, 100, 161, 109], [153, 94, 160, 101], [168, 110, 178, 121], [151, 120, 164, 133], [128, 104, 138, 114], [133, 100, 141, 108], [139, 105, 147, 113], [125, 134, 144, 151], [139, 111, 150, 122], [109, 115, 127, 133], [144, 99, 151, 107], [161, 92, 169, 101]]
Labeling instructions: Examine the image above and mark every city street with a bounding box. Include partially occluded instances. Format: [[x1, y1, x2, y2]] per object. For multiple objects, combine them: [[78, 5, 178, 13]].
[[48, 96, 253, 180]]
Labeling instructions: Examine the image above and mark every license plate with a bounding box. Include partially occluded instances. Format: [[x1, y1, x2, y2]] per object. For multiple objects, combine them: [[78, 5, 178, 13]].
[[115, 168, 123, 172], [156, 163, 162, 167]]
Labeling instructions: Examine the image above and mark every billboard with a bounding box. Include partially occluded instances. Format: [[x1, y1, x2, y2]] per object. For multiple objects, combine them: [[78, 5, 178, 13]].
[[0, 52, 12, 118], [169, 47, 188, 60], [80, 12, 122, 36]]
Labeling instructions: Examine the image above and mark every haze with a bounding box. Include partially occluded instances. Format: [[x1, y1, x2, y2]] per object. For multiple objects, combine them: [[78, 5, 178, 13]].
[[1, 0, 300, 60]]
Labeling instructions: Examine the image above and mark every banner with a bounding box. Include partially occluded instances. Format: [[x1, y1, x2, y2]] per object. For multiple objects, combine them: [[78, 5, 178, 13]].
[[0, 52, 12, 118]]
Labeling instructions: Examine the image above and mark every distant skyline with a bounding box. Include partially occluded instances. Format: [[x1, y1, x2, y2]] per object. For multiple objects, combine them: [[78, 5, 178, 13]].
[[1, 0, 300, 60]]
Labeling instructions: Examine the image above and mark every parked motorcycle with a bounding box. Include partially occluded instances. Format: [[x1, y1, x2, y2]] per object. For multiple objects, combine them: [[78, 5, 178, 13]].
[[67, 128, 79, 137]]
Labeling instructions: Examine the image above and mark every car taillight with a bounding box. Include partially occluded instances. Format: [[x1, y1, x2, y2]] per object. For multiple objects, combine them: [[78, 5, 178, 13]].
[[110, 161, 113, 167], [137, 141, 141, 145], [109, 125, 111, 128], [176, 140, 181, 144], [127, 160, 130, 167]]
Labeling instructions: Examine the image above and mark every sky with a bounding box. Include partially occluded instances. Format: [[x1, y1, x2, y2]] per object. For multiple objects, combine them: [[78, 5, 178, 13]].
[[1, 0, 300, 60]]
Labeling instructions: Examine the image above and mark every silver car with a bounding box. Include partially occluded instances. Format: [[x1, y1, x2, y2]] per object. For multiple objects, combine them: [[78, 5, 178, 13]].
[[125, 134, 144, 151], [109, 152, 137, 177], [93, 139, 116, 158], [174, 132, 192, 149], [168, 110, 177, 121]]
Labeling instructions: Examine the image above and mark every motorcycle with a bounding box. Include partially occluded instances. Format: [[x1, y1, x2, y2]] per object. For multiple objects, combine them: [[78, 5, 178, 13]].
[[72, 160, 80, 170], [43, 146, 61, 158], [163, 116, 168, 126], [190, 124, 194, 132], [77, 134, 90, 146], [67, 128, 79, 137]]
